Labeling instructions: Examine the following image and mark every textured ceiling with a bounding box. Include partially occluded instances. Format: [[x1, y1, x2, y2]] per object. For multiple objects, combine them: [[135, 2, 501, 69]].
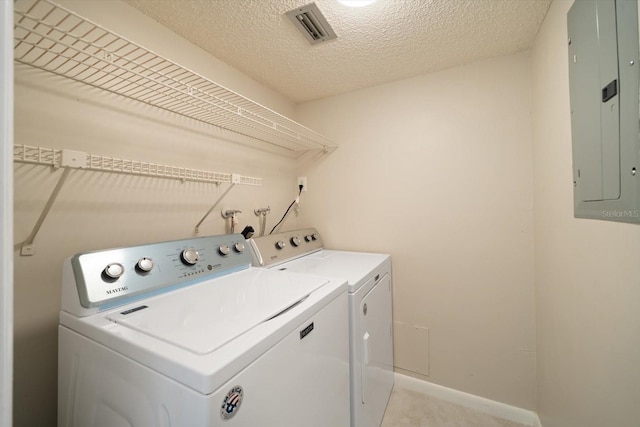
[[123, 0, 552, 104]]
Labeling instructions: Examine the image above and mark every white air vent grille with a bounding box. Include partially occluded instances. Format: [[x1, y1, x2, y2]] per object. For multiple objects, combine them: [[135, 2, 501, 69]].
[[286, 3, 337, 45]]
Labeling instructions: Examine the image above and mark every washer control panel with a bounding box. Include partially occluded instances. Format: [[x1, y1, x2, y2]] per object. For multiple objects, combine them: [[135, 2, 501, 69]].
[[249, 228, 323, 267], [69, 234, 250, 309]]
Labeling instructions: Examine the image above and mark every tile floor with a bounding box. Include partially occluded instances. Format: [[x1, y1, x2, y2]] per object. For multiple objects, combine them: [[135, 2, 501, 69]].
[[381, 385, 531, 427]]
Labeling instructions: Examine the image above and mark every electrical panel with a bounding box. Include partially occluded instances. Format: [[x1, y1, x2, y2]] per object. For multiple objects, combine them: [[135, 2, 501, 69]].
[[567, 0, 640, 223]]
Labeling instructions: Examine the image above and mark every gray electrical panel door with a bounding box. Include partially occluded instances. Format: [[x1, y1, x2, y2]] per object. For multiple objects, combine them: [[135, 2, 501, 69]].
[[568, 0, 640, 222], [568, 0, 620, 202]]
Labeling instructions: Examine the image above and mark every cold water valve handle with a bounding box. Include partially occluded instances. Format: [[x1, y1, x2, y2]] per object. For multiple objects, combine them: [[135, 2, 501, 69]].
[[254, 207, 270, 237]]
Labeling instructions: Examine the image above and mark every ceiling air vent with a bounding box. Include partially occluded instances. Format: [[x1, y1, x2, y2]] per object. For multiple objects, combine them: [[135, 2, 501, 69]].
[[286, 3, 337, 45]]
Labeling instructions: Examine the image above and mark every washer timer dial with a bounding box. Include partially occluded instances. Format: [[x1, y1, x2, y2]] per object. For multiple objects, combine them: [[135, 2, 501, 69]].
[[181, 248, 200, 265]]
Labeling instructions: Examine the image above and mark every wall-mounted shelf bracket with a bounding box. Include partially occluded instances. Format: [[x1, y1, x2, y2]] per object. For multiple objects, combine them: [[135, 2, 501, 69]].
[[14, 144, 261, 253], [19, 168, 71, 256], [194, 185, 236, 234]]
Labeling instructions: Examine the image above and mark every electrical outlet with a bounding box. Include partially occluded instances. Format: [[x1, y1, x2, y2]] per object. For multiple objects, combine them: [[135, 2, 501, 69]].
[[298, 176, 308, 191]]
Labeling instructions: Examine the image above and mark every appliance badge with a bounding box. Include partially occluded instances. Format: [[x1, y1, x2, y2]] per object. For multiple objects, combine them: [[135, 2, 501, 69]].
[[220, 385, 244, 420], [106, 286, 128, 295]]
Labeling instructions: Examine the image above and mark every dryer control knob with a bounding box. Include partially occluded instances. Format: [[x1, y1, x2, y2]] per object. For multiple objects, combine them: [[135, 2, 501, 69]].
[[311, 233, 319, 241], [234, 242, 245, 252], [219, 244, 231, 256], [136, 257, 154, 273], [275, 240, 286, 250], [290, 236, 301, 247], [181, 248, 199, 265], [305, 235, 313, 242], [103, 263, 124, 280]]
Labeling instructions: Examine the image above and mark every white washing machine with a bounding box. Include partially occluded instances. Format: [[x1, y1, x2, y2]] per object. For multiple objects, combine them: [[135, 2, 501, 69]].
[[249, 228, 394, 427], [58, 233, 350, 427]]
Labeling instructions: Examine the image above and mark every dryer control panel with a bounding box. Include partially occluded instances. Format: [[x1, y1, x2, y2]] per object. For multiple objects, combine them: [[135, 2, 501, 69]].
[[248, 227, 323, 267], [64, 234, 251, 314]]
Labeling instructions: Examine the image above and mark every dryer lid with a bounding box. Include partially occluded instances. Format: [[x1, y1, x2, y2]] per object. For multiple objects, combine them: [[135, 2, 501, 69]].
[[279, 250, 389, 288], [105, 268, 328, 355]]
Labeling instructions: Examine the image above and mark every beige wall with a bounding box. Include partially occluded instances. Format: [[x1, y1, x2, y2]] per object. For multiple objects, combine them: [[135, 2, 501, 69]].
[[295, 52, 537, 410], [531, 1, 640, 426], [13, 1, 300, 425]]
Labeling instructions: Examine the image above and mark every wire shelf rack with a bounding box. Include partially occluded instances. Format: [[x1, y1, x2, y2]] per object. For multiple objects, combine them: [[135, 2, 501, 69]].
[[13, 144, 261, 185], [13, 0, 337, 153], [13, 143, 60, 166], [14, 144, 260, 256]]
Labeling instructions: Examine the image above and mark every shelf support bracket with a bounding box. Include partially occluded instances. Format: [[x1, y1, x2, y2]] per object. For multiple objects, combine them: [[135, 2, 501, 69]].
[[194, 183, 236, 234], [19, 167, 71, 256]]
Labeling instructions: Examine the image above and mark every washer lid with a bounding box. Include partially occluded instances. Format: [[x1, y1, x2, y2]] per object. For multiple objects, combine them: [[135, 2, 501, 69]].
[[105, 268, 328, 355]]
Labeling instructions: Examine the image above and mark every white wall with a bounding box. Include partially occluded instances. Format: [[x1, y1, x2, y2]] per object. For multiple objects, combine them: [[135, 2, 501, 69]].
[[1, 1, 14, 426], [531, 1, 640, 426], [13, 1, 301, 425], [296, 52, 536, 410]]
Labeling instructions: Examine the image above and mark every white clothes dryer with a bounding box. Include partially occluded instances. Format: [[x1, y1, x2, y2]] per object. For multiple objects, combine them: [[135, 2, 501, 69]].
[[58, 233, 350, 427], [249, 228, 394, 427]]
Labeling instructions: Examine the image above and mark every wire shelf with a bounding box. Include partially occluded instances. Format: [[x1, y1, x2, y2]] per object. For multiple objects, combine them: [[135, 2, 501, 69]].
[[13, 144, 60, 166], [14, 144, 262, 186], [13, 0, 337, 153]]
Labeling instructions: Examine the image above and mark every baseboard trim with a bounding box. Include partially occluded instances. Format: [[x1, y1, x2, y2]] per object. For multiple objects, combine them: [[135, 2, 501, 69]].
[[394, 373, 542, 427]]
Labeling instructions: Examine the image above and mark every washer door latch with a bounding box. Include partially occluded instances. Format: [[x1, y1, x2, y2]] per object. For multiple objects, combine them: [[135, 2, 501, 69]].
[[363, 303, 368, 315]]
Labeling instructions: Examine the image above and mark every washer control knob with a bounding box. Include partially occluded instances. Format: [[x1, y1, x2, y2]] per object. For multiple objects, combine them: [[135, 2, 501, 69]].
[[218, 244, 231, 256], [136, 257, 154, 273], [275, 240, 286, 250], [181, 248, 199, 265], [103, 263, 124, 280], [305, 234, 313, 242], [311, 233, 319, 241], [290, 236, 301, 247], [234, 242, 245, 252]]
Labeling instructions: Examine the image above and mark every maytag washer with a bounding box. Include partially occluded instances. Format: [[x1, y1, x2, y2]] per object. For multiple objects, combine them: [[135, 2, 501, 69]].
[[249, 228, 394, 427], [58, 233, 350, 427]]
